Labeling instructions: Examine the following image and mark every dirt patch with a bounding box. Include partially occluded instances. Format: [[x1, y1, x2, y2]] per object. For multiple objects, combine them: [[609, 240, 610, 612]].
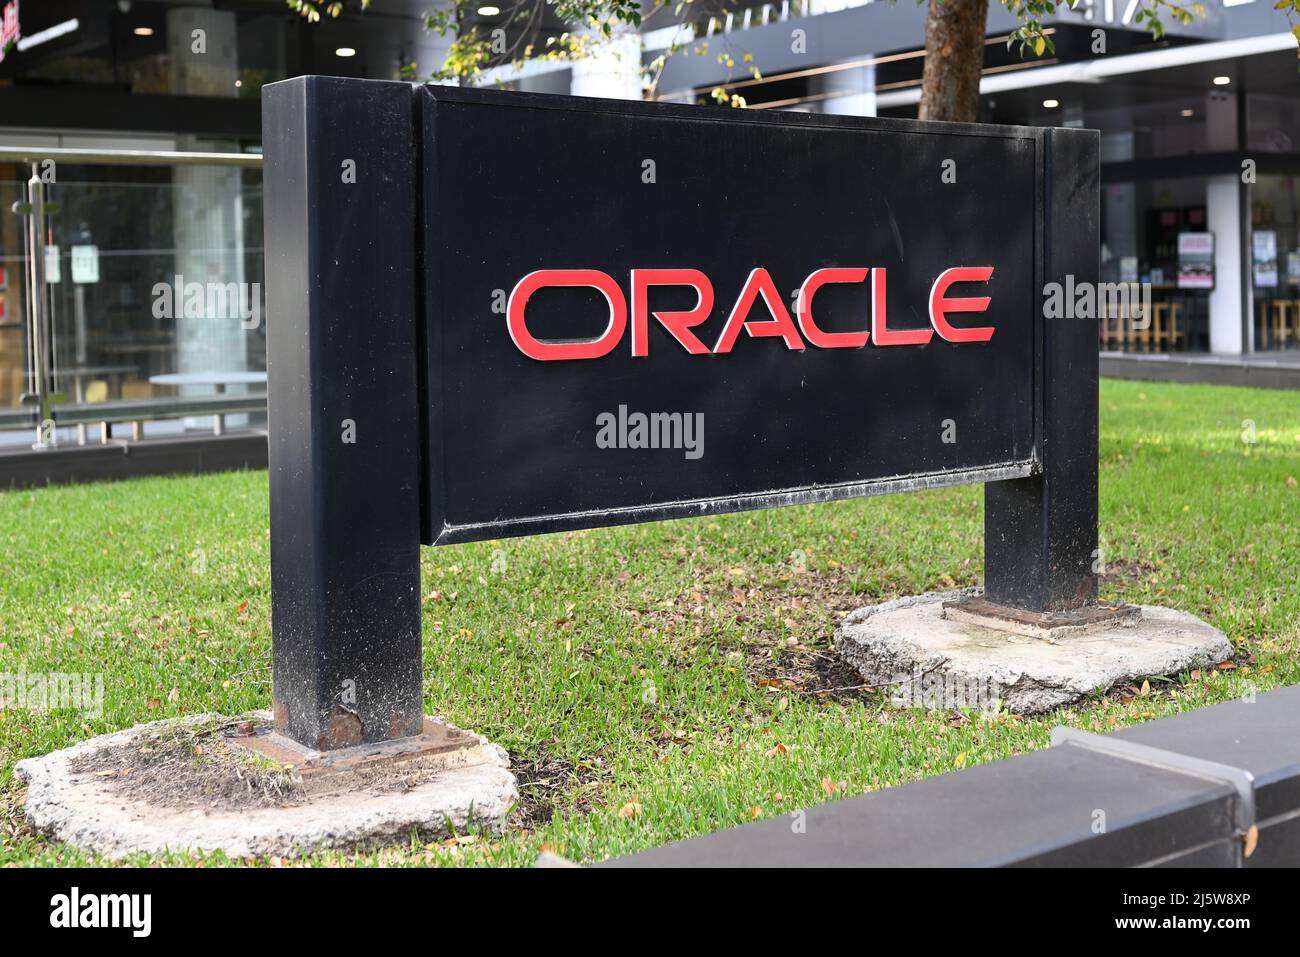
[[623, 562, 914, 707], [509, 748, 608, 829], [68, 718, 305, 811], [1100, 557, 1160, 588], [1, 784, 35, 844], [742, 570, 911, 706], [748, 646, 882, 706]]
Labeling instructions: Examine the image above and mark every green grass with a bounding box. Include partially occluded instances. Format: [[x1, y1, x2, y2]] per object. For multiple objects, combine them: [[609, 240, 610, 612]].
[[1, 378, 1297, 866]]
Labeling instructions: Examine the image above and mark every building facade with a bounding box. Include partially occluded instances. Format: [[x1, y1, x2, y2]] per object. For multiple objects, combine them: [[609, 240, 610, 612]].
[[0, 0, 1296, 448]]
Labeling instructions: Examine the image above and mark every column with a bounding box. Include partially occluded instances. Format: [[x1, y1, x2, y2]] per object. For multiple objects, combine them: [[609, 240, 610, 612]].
[[1205, 89, 1249, 355], [570, 26, 643, 100], [168, 5, 249, 426]]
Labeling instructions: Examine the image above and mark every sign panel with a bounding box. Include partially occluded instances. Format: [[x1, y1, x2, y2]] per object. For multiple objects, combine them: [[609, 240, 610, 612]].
[[1177, 232, 1214, 290], [418, 89, 1040, 544], [71, 244, 99, 284], [1251, 230, 1277, 288]]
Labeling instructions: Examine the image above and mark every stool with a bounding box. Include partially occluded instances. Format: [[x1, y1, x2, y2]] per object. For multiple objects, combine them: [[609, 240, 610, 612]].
[[1099, 304, 1123, 350], [1166, 302, 1182, 350], [1271, 301, 1294, 349], [1115, 300, 1132, 352], [1131, 300, 1154, 352]]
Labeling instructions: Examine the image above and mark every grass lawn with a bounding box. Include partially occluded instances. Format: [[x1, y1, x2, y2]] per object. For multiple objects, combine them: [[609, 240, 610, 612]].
[[1, 377, 1297, 867]]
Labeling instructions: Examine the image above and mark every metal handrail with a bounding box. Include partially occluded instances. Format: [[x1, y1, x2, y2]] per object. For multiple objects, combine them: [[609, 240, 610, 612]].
[[0, 394, 267, 442], [0, 146, 262, 168], [0, 394, 266, 425]]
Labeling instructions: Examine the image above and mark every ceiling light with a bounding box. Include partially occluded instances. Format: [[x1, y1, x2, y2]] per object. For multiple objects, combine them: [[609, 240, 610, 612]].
[[1042, 98, 1059, 108], [335, 47, 357, 58], [1180, 108, 1194, 117], [133, 26, 153, 37], [16, 18, 80, 51], [477, 5, 501, 14], [1212, 75, 1230, 86]]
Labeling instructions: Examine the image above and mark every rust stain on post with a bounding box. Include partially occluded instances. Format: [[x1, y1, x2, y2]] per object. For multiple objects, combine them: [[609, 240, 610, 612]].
[[316, 706, 364, 751]]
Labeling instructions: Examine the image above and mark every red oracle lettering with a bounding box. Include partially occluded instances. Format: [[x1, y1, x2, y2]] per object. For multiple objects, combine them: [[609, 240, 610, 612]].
[[929, 267, 995, 343], [507, 269, 628, 361], [870, 267, 933, 347], [631, 268, 714, 356], [712, 268, 806, 354], [796, 268, 870, 349]]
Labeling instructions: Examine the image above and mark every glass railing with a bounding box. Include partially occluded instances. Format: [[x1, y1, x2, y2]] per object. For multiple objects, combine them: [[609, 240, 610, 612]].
[[0, 147, 264, 450]]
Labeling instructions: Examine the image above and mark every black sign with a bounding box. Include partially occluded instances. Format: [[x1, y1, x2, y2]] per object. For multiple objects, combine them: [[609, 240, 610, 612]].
[[262, 77, 1098, 750], [420, 89, 1041, 544]]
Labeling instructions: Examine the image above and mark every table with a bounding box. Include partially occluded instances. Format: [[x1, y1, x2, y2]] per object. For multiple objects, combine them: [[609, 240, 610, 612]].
[[149, 371, 268, 390], [149, 371, 268, 435]]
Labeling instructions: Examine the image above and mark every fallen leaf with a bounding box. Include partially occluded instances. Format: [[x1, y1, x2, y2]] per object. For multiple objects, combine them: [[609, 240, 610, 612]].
[[168, 687, 180, 703], [145, 698, 162, 710], [749, 806, 762, 819], [618, 799, 642, 819], [821, 777, 839, 796], [765, 742, 788, 758], [1216, 660, 1237, 670], [1139, 679, 1150, 697], [237, 600, 249, 614]]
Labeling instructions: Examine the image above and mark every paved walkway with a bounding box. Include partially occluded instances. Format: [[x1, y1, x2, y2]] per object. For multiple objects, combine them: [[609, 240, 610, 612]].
[[1100, 350, 1300, 389]]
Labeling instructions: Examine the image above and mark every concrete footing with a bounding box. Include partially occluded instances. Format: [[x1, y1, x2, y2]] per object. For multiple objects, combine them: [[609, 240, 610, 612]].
[[15, 713, 517, 860], [835, 589, 1234, 714]]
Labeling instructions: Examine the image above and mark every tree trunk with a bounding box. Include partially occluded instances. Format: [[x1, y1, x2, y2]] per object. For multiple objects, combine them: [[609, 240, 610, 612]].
[[918, 0, 990, 123]]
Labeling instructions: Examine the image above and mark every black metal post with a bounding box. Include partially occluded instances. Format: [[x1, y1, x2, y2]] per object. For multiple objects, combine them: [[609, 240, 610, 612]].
[[984, 127, 1101, 612], [262, 77, 424, 750]]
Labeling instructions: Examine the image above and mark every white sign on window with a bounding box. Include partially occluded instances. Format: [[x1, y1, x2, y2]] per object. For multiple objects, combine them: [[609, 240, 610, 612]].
[[71, 244, 100, 284], [45, 245, 61, 284]]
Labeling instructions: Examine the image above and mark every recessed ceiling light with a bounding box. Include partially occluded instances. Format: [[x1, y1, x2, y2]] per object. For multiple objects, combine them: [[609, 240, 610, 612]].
[[335, 47, 356, 58], [235, 80, 243, 88], [1212, 75, 1231, 86], [477, 5, 501, 14], [1180, 108, 1194, 117], [1042, 98, 1059, 108], [133, 26, 153, 36]]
